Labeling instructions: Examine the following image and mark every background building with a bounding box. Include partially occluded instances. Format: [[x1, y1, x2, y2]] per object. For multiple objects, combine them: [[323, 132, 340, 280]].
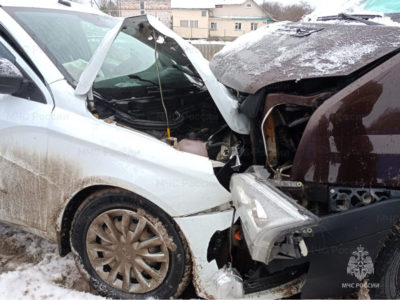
[[119, 0, 172, 27], [172, 0, 273, 40], [172, 1, 215, 39]]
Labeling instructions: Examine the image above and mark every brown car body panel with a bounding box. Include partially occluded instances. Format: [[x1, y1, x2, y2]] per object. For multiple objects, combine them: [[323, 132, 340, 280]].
[[263, 92, 329, 115], [210, 23, 400, 94], [291, 52, 400, 188]]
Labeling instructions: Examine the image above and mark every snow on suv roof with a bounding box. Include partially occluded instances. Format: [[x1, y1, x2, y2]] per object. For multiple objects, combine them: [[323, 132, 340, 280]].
[[0, 0, 104, 15]]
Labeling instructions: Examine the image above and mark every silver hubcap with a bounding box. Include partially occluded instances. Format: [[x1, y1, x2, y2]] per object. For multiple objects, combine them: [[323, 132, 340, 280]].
[[86, 209, 169, 293]]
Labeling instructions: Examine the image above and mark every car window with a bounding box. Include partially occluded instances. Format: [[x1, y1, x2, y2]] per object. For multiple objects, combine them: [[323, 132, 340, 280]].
[[0, 42, 14, 62], [93, 22, 203, 91], [95, 31, 156, 83], [364, 0, 400, 13], [0, 39, 45, 103], [5, 8, 118, 84]]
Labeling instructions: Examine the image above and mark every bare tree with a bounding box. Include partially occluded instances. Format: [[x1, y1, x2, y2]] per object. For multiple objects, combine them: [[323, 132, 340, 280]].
[[99, 0, 120, 16], [262, 1, 313, 22]]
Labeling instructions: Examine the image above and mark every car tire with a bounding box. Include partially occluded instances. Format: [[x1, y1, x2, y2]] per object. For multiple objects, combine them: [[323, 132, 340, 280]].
[[369, 233, 400, 299], [70, 188, 191, 299]]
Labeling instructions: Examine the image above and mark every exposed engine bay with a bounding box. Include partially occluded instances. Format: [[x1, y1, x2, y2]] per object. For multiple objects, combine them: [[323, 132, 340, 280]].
[[88, 19, 400, 216], [90, 84, 251, 189], [92, 86, 223, 141], [86, 18, 250, 189]]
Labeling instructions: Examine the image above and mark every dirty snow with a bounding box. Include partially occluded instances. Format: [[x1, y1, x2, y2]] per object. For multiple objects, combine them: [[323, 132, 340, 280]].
[[0, 222, 103, 300]]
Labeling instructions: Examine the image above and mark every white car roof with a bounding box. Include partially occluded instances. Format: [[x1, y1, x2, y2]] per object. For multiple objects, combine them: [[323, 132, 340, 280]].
[[0, 0, 104, 15]]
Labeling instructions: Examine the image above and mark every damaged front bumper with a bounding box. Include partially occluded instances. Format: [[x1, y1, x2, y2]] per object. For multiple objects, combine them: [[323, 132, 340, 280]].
[[231, 169, 319, 265]]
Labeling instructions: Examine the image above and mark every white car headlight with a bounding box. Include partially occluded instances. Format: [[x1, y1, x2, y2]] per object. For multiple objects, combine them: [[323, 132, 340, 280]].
[[231, 173, 319, 264]]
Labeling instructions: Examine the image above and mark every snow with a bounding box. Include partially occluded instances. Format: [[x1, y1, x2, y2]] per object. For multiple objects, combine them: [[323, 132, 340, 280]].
[[297, 43, 379, 76], [310, 16, 400, 27], [304, 0, 368, 21], [171, 0, 254, 8], [215, 16, 269, 19], [0, 222, 104, 300], [215, 0, 247, 4], [189, 39, 229, 45], [368, 16, 400, 27], [216, 21, 288, 55], [171, 0, 215, 9], [210, 20, 400, 93]]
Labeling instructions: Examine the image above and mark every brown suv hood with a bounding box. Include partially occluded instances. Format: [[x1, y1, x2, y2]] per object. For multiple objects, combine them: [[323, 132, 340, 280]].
[[210, 22, 400, 94]]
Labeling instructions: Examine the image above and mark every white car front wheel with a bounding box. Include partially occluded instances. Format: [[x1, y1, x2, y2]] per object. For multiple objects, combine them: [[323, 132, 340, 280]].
[[70, 188, 191, 299]]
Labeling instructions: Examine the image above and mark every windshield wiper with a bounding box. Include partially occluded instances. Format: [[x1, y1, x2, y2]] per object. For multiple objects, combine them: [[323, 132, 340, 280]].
[[171, 64, 204, 88], [128, 74, 158, 86], [172, 64, 202, 80], [317, 13, 382, 25]]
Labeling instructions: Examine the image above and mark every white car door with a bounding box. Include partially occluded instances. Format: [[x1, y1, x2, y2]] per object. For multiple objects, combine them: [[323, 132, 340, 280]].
[[0, 36, 54, 231]]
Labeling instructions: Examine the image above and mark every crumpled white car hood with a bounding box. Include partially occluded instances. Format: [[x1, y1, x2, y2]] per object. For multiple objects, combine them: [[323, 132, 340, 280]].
[[75, 15, 250, 135]]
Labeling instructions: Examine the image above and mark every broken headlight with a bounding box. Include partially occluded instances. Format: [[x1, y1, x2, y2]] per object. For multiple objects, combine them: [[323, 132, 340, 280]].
[[231, 172, 319, 264]]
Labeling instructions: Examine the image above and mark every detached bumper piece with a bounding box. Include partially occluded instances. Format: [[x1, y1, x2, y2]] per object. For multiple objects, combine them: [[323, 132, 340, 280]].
[[231, 171, 319, 264]]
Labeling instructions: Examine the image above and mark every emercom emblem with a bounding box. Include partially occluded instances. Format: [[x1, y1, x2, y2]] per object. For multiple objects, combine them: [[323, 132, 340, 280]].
[[347, 245, 374, 281]]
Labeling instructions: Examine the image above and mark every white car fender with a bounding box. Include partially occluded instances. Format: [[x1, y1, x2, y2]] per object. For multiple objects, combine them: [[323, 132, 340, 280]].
[[48, 104, 230, 241]]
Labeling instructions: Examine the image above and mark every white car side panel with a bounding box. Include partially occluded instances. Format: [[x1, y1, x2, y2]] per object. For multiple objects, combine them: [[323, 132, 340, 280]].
[[0, 98, 53, 230], [0, 36, 55, 231], [50, 79, 94, 117]]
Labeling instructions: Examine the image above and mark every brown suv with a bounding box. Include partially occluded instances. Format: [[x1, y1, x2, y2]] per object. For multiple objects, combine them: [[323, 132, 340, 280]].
[[209, 16, 400, 299]]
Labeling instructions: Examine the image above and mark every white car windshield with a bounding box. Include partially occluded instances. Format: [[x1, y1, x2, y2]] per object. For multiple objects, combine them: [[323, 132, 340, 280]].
[[6, 7, 118, 83], [6, 8, 202, 91]]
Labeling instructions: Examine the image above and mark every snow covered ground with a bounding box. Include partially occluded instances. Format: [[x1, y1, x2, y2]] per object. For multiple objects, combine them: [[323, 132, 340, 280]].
[[0, 222, 104, 300]]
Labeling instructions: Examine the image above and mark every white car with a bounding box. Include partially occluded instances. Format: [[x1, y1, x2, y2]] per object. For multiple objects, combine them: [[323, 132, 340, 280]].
[[0, 0, 324, 299]]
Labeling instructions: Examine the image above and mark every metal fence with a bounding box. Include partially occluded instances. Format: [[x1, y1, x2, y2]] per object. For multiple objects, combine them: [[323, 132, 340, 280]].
[[191, 43, 227, 60], [173, 26, 247, 41]]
